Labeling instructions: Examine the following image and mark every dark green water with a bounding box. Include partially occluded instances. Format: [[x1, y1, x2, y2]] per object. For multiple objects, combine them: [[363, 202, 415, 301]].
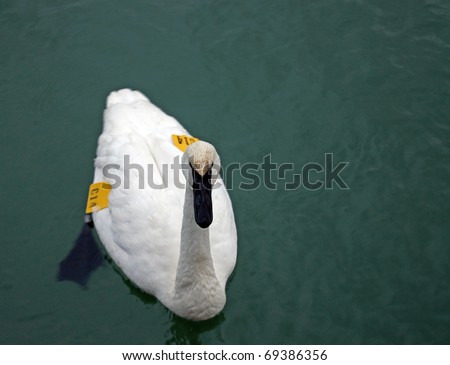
[[1, 0, 450, 344]]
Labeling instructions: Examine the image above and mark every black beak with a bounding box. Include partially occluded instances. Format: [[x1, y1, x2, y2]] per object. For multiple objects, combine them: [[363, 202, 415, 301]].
[[192, 165, 213, 229]]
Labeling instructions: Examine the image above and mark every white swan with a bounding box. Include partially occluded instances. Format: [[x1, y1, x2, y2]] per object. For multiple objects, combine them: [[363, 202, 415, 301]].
[[91, 89, 237, 321]]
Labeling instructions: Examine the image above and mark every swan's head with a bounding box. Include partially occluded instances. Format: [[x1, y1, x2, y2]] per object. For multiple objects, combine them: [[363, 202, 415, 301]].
[[182, 141, 221, 229]]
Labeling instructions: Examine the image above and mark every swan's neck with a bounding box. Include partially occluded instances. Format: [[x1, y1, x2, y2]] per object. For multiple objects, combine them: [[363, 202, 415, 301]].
[[172, 185, 225, 320]]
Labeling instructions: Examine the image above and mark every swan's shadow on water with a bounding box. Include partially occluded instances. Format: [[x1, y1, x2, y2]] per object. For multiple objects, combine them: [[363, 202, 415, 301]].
[[57, 223, 104, 287]]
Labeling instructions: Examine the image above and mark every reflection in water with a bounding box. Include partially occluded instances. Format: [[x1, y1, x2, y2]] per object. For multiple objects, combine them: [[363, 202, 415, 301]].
[[111, 258, 226, 344], [114, 261, 225, 344], [165, 312, 225, 345]]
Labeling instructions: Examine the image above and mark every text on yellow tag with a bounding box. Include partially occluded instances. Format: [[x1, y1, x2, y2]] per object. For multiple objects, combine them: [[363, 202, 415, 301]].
[[85, 182, 112, 214], [172, 134, 199, 152]]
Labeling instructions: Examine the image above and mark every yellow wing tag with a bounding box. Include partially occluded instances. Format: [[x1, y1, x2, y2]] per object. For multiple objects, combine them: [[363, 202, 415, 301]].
[[172, 134, 199, 152], [85, 182, 112, 214]]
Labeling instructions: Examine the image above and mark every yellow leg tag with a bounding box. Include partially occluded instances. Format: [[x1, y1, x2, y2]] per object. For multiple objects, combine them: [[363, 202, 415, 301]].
[[172, 134, 199, 152], [85, 182, 112, 214]]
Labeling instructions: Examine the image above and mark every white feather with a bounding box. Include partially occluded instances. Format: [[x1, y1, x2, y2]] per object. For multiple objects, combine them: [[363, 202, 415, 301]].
[[92, 89, 237, 320]]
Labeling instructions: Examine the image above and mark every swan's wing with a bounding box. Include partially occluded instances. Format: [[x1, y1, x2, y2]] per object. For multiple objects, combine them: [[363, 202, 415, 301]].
[[92, 90, 188, 300]]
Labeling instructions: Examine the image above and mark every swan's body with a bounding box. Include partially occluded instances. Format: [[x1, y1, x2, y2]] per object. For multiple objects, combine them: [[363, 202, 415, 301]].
[[92, 89, 237, 321]]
